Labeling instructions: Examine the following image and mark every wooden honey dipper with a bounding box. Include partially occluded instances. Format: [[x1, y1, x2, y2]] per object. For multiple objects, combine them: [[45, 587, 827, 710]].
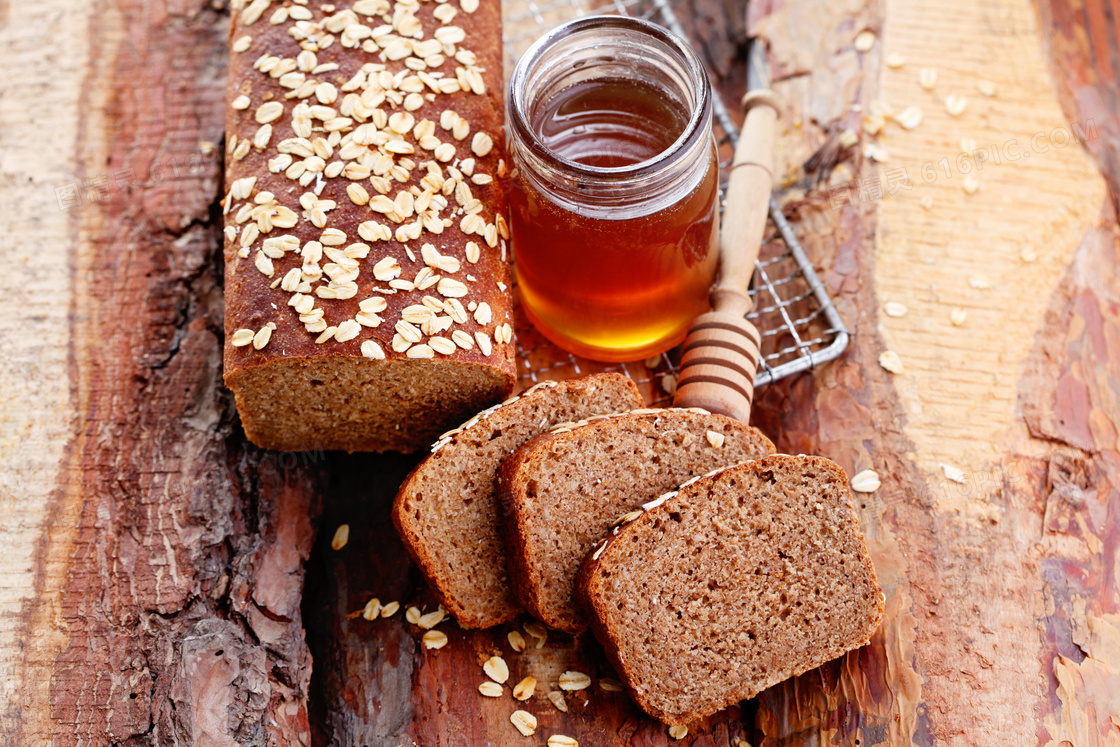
[[673, 86, 780, 421]]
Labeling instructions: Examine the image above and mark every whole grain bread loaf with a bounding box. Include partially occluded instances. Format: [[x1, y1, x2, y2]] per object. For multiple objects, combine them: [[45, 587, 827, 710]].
[[498, 409, 776, 633], [223, 0, 516, 452], [578, 454, 885, 726], [393, 373, 644, 628]]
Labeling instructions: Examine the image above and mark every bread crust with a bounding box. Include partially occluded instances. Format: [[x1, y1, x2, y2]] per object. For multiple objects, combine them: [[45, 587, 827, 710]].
[[223, 0, 516, 452], [499, 409, 776, 633], [495, 431, 554, 624], [576, 454, 886, 725], [393, 373, 644, 628]]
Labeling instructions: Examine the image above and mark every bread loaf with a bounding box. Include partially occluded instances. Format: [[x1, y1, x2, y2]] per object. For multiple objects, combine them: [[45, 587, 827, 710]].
[[578, 455, 885, 725], [223, 0, 515, 452], [392, 374, 644, 628], [498, 408, 776, 633]]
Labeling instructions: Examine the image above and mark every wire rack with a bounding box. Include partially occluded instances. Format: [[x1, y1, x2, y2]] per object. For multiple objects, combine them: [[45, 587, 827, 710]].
[[502, 0, 849, 403]]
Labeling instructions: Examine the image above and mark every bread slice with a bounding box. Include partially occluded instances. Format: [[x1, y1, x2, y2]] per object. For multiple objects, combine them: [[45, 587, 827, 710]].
[[499, 409, 776, 633], [577, 454, 885, 725], [392, 373, 644, 628]]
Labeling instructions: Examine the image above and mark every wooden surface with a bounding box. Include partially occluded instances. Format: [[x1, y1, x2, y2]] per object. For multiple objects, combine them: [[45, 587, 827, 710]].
[[1, 0, 1118, 746]]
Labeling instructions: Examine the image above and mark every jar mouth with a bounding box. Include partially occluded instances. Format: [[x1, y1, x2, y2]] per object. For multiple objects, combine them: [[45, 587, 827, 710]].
[[508, 15, 712, 181]]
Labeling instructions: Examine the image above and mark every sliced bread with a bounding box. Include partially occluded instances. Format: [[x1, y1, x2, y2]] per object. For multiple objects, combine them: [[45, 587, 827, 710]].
[[577, 454, 885, 725], [392, 373, 644, 628], [498, 409, 776, 633]]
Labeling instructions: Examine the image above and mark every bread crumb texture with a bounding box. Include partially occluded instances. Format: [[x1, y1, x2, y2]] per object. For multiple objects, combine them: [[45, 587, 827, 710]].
[[580, 454, 885, 726], [392, 374, 644, 628], [503, 409, 775, 633]]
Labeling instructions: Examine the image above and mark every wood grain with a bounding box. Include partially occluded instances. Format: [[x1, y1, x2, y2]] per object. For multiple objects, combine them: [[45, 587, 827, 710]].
[[2, 0, 324, 744], [747, 0, 1120, 745], [0, 0, 88, 740]]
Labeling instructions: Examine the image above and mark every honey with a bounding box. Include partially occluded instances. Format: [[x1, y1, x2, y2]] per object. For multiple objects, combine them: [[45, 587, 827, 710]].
[[507, 17, 719, 362]]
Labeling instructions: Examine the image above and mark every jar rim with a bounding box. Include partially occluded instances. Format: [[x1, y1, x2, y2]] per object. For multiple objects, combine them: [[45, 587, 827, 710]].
[[507, 15, 712, 181]]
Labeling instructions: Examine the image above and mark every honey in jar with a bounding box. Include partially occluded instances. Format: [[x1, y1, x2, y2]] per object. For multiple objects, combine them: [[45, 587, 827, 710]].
[[507, 17, 719, 362]]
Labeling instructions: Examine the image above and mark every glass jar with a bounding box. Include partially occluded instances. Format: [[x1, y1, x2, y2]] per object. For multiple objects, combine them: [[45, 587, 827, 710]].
[[507, 16, 720, 362]]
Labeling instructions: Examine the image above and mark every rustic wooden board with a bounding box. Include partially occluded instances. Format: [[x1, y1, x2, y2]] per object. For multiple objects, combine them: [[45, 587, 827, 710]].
[[0, 1, 322, 744], [1, 0, 1118, 744]]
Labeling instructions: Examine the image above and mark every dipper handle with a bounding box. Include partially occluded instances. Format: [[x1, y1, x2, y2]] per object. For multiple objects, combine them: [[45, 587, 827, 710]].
[[673, 89, 779, 422]]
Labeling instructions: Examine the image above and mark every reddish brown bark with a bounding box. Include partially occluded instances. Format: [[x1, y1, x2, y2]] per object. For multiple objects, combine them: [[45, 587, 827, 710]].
[[15, 1, 324, 744]]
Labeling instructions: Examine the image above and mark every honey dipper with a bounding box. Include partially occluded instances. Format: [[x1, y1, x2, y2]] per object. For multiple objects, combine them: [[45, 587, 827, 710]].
[[673, 51, 779, 421]]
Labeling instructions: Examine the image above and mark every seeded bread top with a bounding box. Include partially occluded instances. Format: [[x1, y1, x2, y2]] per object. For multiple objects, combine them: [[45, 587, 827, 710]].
[[578, 454, 885, 725], [428, 378, 564, 452], [224, 0, 514, 373]]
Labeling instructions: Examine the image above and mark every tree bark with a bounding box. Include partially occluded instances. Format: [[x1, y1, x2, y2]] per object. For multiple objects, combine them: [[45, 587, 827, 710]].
[[1, 1, 322, 744]]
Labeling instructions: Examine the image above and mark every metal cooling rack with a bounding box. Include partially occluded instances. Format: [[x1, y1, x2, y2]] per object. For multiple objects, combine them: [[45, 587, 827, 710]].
[[502, 0, 850, 403]]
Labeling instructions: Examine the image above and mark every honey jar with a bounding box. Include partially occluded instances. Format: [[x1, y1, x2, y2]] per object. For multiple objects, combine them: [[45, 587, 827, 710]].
[[507, 16, 719, 362]]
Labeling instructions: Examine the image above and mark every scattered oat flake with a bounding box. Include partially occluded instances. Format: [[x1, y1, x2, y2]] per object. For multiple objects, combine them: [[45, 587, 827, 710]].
[[510, 710, 537, 737], [331, 524, 350, 550], [919, 195, 934, 210], [548, 736, 579, 747], [854, 30, 876, 52], [405, 606, 422, 625], [919, 68, 937, 91], [599, 678, 624, 692], [950, 308, 968, 326], [838, 128, 859, 149], [884, 301, 908, 318], [524, 621, 548, 648], [968, 276, 991, 289], [894, 105, 923, 130], [706, 430, 725, 449], [513, 676, 537, 701], [977, 79, 997, 97], [483, 655, 510, 683], [962, 175, 980, 194], [878, 350, 905, 375], [944, 94, 968, 116], [851, 469, 882, 493], [417, 608, 447, 629], [1021, 247, 1038, 263], [547, 691, 568, 712], [423, 630, 448, 650], [362, 598, 381, 621], [941, 463, 966, 484], [885, 52, 906, 68], [507, 630, 527, 652], [478, 681, 503, 697], [669, 725, 689, 740], [558, 671, 591, 691], [864, 143, 889, 162], [380, 601, 400, 617]]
